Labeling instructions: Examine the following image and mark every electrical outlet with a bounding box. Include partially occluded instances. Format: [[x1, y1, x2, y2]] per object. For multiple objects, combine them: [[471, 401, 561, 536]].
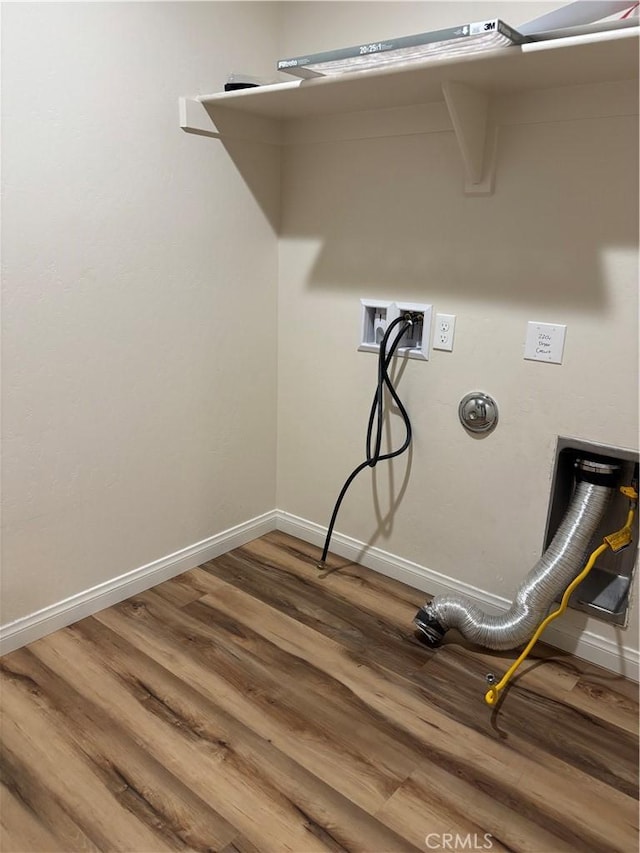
[[433, 313, 456, 352]]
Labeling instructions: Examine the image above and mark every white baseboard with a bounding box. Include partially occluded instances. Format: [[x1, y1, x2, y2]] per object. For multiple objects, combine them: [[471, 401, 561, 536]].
[[0, 510, 278, 656], [276, 510, 640, 681], [3, 506, 637, 681]]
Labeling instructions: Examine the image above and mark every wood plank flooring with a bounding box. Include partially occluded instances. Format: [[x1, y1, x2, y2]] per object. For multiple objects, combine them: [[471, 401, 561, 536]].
[[1, 531, 638, 852]]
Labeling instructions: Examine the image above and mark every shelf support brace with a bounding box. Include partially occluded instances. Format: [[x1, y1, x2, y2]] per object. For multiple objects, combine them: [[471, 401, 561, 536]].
[[179, 97, 282, 145], [442, 81, 496, 196], [179, 97, 221, 137]]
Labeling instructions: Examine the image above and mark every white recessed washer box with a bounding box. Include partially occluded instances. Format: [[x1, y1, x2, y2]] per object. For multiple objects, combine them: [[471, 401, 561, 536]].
[[358, 299, 395, 354], [524, 321, 567, 364], [394, 301, 433, 361], [358, 300, 432, 360]]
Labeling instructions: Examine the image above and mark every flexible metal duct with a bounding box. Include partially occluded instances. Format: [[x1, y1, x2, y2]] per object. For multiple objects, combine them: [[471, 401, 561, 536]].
[[414, 459, 618, 650]]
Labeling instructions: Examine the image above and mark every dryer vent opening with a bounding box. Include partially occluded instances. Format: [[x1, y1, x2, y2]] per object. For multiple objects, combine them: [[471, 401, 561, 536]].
[[414, 455, 625, 651]]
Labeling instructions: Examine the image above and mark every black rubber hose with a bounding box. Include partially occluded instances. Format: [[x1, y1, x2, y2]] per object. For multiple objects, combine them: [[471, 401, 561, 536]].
[[318, 314, 414, 566]]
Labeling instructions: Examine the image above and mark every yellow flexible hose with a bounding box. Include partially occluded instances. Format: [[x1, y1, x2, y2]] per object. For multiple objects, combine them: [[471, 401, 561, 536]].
[[484, 496, 636, 707]]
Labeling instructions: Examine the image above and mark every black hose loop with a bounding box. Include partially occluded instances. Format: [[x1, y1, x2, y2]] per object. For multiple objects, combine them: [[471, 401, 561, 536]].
[[320, 315, 414, 564]]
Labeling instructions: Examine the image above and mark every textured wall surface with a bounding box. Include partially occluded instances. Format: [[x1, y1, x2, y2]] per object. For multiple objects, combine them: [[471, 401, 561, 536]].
[[276, 3, 639, 656], [2, 2, 638, 668], [276, 1, 570, 56], [1, 2, 280, 623]]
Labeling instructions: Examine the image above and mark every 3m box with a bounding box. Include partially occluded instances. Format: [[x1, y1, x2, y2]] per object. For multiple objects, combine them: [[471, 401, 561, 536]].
[[277, 20, 528, 79]]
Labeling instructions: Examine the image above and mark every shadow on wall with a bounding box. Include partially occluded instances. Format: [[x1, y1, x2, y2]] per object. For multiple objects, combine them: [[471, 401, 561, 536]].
[[226, 141, 282, 234], [367, 355, 413, 548], [207, 108, 638, 309], [340, 355, 415, 558], [265, 117, 635, 310], [199, 108, 281, 234]]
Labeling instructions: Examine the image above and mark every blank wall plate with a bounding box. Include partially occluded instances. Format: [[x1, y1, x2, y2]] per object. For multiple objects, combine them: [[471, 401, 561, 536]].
[[524, 321, 567, 364]]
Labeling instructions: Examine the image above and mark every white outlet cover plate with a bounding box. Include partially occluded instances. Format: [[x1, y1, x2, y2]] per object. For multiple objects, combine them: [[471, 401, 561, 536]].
[[524, 321, 567, 364], [433, 312, 456, 351]]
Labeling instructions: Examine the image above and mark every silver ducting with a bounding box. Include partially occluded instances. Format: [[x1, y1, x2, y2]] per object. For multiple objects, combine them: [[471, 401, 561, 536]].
[[414, 459, 618, 651]]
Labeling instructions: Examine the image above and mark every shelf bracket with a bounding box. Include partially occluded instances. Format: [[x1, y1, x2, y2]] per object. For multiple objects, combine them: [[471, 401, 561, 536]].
[[442, 81, 496, 196], [179, 97, 221, 138], [179, 97, 282, 145]]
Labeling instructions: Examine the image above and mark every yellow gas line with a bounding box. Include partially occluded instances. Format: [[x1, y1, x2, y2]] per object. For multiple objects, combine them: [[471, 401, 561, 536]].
[[484, 486, 637, 707]]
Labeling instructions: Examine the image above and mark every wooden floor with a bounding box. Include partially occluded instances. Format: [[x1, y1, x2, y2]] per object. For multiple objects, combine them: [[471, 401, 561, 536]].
[[1, 532, 638, 853]]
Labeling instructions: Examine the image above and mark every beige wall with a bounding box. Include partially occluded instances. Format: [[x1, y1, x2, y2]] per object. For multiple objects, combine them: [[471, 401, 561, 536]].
[[1, 2, 280, 623], [277, 1, 569, 56], [2, 1, 638, 666], [276, 3, 639, 655]]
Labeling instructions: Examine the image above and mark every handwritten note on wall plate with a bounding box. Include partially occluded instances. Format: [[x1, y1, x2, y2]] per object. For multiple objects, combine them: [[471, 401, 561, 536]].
[[524, 321, 567, 364]]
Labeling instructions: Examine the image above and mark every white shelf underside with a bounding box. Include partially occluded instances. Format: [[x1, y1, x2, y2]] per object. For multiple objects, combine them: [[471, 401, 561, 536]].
[[197, 29, 638, 118], [180, 28, 639, 196]]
